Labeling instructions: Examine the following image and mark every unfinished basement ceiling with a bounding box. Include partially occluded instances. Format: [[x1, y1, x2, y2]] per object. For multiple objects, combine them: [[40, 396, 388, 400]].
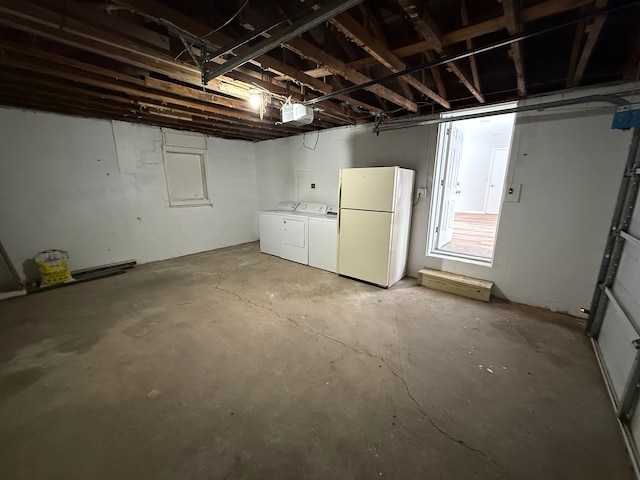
[[0, 0, 638, 141]]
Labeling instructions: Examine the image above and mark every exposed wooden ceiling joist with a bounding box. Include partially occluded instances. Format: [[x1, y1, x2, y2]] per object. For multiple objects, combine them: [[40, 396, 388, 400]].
[[328, 12, 450, 108], [343, 0, 596, 73], [285, 37, 419, 112], [0, 0, 635, 141], [110, 0, 380, 115], [201, 0, 365, 82], [570, 0, 608, 87], [502, 0, 527, 96], [460, 0, 481, 96], [397, 0, 485, 103]]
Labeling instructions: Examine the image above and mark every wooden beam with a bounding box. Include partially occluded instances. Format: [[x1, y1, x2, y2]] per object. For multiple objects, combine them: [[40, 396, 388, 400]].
[[424, 47, 447, 100], [417, 268, 493, 302], [286, 37, 419, 112], [0, 0, 359, 128], [39, 0, 170, 51], [460, 0, 481, 95], [0, 52, 312, 137], [571, 0, 608, 87], [502, 0, 526, 96], [329, 12, 450, 108], [397, 0, 485, 103], [565, 4, 590, 87], [624, 32, 640, 79], [0, 90, 276, 141], [110, 0, 381, 113], [331, 10, 416, 103], [336, 0, 595, 72]]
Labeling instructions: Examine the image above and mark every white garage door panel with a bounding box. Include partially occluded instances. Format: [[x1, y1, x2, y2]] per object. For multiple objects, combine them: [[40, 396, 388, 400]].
[[613, 240, 640, 324], [598, 297, 639, 401], [629, 192, 640, 238]]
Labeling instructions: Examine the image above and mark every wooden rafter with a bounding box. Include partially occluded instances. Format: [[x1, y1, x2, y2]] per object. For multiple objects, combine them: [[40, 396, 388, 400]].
[[0, 0, 366, 133], [459, 0, 481, 95], [424, 49, 447, 100], [286, 37, 419, 112], [329, 12, 450, 108], [566, 4, 591, 86], [110, 0, 383, 114], [624, 32, 640, 80], [0, 45, 313, 136], [502, 0, 527, 96], [332, 0, 596, 73], [397, 0, 485, 103], [337, 5, 414, 103], [570, 0, 608, 87]]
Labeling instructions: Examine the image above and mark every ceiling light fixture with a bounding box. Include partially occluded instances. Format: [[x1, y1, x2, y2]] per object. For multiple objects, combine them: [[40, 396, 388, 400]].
[[248, 88, 262, 109]]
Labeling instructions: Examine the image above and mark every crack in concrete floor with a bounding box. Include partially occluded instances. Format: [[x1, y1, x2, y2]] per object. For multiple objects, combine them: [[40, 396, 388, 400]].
[[209, 271, 508, 475]]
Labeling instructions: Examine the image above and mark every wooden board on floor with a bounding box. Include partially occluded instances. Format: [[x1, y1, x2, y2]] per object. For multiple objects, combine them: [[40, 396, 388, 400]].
[[417, 268, 493, 302]]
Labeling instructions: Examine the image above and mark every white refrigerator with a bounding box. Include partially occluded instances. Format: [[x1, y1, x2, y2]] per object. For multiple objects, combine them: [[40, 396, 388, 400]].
[[337, 166, 415, 287]]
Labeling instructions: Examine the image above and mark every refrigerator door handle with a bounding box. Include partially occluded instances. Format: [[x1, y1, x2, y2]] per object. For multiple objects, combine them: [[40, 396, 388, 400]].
[[337, 177, 342, 234]]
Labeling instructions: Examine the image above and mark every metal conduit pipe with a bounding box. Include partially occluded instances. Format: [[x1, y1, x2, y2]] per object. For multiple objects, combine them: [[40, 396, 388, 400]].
[[373, 94, 631, 133]]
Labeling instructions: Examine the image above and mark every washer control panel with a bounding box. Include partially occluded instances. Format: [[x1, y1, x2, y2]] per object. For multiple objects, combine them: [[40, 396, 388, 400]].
[[295, 203, 327, 215]]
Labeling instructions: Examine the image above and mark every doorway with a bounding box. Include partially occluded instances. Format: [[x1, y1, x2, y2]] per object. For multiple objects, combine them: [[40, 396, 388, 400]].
[[427, 104, 517, 264]]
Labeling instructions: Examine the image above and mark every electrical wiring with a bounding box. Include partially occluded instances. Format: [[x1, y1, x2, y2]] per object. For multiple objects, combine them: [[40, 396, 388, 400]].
[[302, 130, 320, 150], [174, 0, 250, 61]]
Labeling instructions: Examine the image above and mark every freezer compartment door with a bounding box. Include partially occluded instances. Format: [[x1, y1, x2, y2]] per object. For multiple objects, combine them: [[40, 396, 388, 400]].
[[338, 209, 392, 286], [339, 167, 397, 212]]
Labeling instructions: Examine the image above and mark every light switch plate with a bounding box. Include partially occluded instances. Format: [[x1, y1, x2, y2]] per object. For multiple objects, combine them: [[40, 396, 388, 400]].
[[505, 183, 522, 203]]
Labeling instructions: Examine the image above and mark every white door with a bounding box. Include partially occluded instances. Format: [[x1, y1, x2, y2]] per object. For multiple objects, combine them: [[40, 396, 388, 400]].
[[485, 148, 509, 214], [338, 209, 392, 286], [436, 126, 464, 248], [339, 167, 397, 212]]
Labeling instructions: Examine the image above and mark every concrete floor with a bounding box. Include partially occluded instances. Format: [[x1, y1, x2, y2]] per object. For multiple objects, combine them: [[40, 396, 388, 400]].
[[0, 242, 632, 479]]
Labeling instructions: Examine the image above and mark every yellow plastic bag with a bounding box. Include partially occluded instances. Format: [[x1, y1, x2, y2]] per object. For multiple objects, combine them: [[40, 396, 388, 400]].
[[35, 250, 72, 285]]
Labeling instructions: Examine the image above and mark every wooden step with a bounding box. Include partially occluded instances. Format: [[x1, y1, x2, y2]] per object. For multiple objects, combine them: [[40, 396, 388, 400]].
[[417, 268, 493, 302]]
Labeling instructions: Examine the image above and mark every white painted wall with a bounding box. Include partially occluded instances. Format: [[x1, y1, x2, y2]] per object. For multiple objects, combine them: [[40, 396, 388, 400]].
[[256, 84, 638, 314], [0, 108, 258, 279], [455, 114, 515, 213]]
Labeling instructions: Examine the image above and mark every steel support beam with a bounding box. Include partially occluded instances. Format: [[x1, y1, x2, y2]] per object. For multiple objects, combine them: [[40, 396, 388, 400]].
[[202, 0, 364, 83]]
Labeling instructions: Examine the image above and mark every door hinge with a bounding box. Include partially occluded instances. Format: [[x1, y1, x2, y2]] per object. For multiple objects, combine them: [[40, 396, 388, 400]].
[[440, 179, 445, 186], [435, 227, 439, 233]]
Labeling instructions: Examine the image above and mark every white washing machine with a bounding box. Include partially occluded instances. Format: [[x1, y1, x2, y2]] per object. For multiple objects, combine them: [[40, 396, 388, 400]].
[[259, 202, 297, 257]]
